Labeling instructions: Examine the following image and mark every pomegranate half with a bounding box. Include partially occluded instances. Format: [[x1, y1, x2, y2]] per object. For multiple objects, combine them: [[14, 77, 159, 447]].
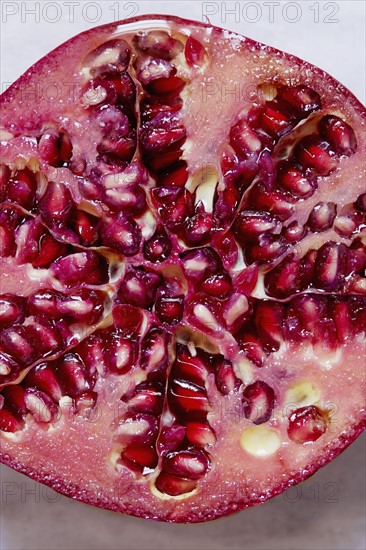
[[0, 15, 365, 523]]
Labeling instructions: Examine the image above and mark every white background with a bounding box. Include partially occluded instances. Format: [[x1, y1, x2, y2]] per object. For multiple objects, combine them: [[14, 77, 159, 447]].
[[0, 1, 365, 549]]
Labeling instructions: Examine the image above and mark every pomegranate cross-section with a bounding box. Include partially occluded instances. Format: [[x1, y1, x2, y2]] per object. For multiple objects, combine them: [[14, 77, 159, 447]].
[[0, 15, 365, 523]]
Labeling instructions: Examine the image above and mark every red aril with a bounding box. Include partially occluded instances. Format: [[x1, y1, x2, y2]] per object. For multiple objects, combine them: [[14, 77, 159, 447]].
[[0, 15, 364, 523]]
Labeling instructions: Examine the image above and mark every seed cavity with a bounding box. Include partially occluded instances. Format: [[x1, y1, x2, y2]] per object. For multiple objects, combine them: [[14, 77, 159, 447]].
[[285, 381, 321, 410], [240, 425, 282, 457]]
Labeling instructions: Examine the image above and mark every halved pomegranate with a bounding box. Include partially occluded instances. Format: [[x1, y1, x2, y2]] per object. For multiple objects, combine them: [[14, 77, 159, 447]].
[[0, 15, 365, 523]]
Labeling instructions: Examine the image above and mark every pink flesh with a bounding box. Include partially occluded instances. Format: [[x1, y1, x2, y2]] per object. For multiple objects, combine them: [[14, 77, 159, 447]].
[[0, 15, 365, 523]]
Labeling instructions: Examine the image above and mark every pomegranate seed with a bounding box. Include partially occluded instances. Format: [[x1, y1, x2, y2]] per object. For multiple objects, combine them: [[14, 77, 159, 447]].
[[96, 103, 130, 131], [174, 346, 210, 386], [181, 247, 222, 282], [126, 381, 164, 415], [0, 351, 20, 384], [50, 251, 103, 287], [237, 331, 268, 368], [108, 333, 138, 374], [288, 406, 327, 443], [143, 226, 172, 263], [230, 120, 262, 158], [155, 295, 184, 324], [163, 448, 210, 479], [346, 276, 366, 295], [121, 445, 158, 470], [112, 304, 144, 338], [185, 36, 207, 68], [307, 202, 337, 232], [333, 299, 354, 342], [83, 39, 131, 77], [299, 249, 318, 288], [0, 164, 11, 201], [277, 85, 322, 115], [32, 233, 69, 268], [78, 177, 103, 200], [215, 359, 241, 395], [314, 242, 347, 291], [162, 190, 194, 232], [295, 135, 337, 176], [114, 413, 158, 446], [154, 472, 196, 496], [104, 183, 147, 215], [28, 290, 61, 318], [0, 407, 24, 432], [118, 268, 162, 309], [140, 127, 186, 154], [76, 333, 107, 376], [69, 158, 86, 175], [0, 221, 16, 257], [223, 292, 250, 334], [158, 424, 186, 454], [169, 379, 210, 416], [334, 215, 357, 238], [101, 214, 142, 256], [255, 301, 284, 352], [39, 129, 73, 167], [242, 381, 275, 424], [245, 234, 288, 264], [39, 181, 74, 227], [116, 71, 137, 106], [57, 353, 92, 397], [286, 294, 326, 339], [260, 99, 296, 137], [234, 210, 282, 242], [7, 168, 37, 209], [356, 193, 366, 212], [148, 75, 185, 97], [140, 327, 170, 372], [183, 212, 213, 246], [145, 106, 182, 131], [57, 290, 103, 324], [277, 163, 315, 198], [24, 363, 63, 402], [2, 385, 27, 414], [146, 149, 183, 172], [265, 254, 301, 298], [133, 31, 183, 60], [282, 220, 307, 243], [14, 218, 42, 264], [319, 115, 357, 155], [141, 97, 183, 122], [0, 294, 25, 329], [185, 421, 216, 447], [74, 391, 98, 416], [157, 160, 188, 187], [73, 210, 99, 245], [24, 387, 59, 423], [26, 317, 62, 356], [249, 183, 294, 221], [98, 133, 136, 163], [189, 300, 222, 335], [0, 326, 36, 364], [200, 272, 232, 298], [214, 183, 241, 225], [223, 292, 250, 332], [82, 78, 116, 106], [233, 264, 259, 296]]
